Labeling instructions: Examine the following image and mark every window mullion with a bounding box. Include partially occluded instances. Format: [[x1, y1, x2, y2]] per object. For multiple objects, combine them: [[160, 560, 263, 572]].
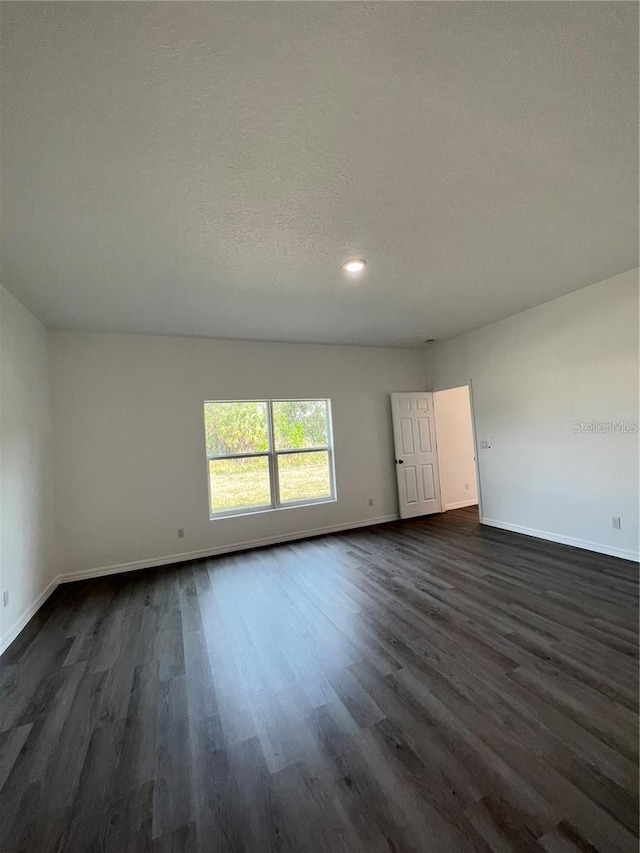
[[275, 446, 330, 456], [207, 451, 270, 461], [266, 400, 279, 508]]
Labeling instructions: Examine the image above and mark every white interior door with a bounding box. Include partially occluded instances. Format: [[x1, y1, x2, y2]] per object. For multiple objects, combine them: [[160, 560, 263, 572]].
[[391, 392, 442, 519]]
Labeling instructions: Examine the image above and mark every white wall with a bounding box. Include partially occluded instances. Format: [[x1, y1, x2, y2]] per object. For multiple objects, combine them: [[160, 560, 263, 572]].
[[0, 286, 56, 652], [50, 333, 428, 577], [433, 386, 478, 511], [426, 268, 639, 561]]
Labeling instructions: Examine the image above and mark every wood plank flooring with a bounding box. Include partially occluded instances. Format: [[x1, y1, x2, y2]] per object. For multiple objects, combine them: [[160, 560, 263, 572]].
[[0, 507, 638, 852]]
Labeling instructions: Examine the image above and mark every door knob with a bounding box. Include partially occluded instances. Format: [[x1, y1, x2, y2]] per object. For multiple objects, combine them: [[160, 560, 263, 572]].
[[397, 459, 404, 464]]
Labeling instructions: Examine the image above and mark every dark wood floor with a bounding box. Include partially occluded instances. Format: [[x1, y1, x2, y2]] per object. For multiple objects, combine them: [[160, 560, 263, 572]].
[[0, 507, 638, 853]]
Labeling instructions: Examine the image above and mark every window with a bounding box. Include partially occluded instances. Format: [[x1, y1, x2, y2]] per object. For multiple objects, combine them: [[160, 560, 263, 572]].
[[204, 399, 335, 518]]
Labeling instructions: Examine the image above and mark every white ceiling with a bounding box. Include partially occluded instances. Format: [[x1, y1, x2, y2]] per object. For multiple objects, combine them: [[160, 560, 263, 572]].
[[1, 2, 637, 347]]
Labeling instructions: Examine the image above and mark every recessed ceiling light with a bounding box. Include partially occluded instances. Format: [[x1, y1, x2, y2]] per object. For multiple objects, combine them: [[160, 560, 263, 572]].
[[343, 258, 367, 274]]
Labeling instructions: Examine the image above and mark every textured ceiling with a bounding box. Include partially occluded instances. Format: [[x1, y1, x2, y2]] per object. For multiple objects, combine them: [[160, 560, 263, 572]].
[[1, 2, 637, 347]]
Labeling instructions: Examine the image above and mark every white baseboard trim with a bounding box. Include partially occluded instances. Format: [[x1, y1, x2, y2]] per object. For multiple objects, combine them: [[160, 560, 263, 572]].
[[0, 577, 59, 657], [6, 510, 634, 657], [444, 499, 479, 511], [56, 514, 400, 584], [480, 517, 639, 563], [1, 514, 399, 656]]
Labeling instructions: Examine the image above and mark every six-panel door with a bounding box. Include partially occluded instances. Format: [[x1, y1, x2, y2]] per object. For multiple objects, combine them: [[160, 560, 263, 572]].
[[391, 392, 442, 519]]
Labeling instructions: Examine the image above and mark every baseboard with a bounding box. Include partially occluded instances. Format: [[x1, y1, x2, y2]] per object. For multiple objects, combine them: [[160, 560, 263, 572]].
[[2, 514, 399, 655], [444, 499, 479, 511], [4, 510, 635, 657], [480, 517, 639, 563], [57, 514, 400, 584], [0, 576, 59, 657]]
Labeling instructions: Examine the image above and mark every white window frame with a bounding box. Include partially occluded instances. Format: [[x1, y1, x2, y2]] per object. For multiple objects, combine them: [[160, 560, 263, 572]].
[[204, 398, 336, 519]]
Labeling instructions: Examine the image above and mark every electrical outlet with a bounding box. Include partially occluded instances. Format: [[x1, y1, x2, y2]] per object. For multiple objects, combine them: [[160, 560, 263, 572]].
[[2, 590, 9, 608], [177, 528, 185, 539], [611, 517, 621, 530], [479, 440, 490, 449], [464, 482, 469, 491], [368, 498, 374, 507]]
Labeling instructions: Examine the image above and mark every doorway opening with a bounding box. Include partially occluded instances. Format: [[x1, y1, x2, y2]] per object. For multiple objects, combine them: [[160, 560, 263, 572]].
[[433, 385, 480, 519]]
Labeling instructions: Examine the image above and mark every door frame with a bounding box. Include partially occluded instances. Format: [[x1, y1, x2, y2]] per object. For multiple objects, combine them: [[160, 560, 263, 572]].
[[432, 380, 484, 520]]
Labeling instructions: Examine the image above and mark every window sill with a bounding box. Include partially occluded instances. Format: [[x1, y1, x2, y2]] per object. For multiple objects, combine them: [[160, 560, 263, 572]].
[[209, 496, 337, 521]]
